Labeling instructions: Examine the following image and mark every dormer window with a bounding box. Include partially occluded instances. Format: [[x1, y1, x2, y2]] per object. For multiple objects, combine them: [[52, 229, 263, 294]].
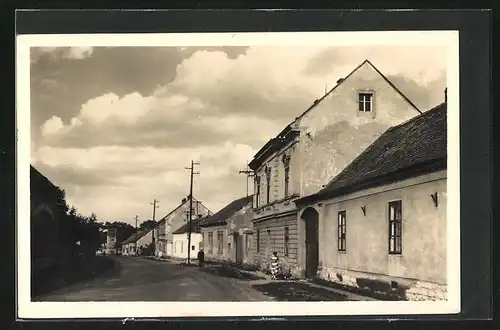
[[358, 92, 373, 112]]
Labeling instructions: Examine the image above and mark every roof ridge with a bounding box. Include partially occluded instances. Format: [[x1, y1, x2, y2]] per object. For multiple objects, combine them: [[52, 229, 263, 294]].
[[385, 101, 446, 133]]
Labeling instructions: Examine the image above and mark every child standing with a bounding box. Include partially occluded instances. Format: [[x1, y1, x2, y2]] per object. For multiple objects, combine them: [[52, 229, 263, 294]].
[[270, 252, 279, 280]]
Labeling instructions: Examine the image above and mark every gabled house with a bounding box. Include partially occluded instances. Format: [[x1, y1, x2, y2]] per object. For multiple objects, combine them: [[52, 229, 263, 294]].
[[295, 102, 447, 301], [199, 196, 253, 263], [121, 228, 154, 256], [248, 59, 423, 277], [171, 217, 206, 259], [154, 195, 212, 257]]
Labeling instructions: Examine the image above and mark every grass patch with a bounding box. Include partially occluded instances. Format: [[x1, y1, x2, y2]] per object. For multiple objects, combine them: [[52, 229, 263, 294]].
[[252, 282, 348, 301], [312, 278, 404, 301]]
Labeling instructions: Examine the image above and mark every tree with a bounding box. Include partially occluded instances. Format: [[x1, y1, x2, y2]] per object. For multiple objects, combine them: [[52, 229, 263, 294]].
[[139, 220, 157, 231]]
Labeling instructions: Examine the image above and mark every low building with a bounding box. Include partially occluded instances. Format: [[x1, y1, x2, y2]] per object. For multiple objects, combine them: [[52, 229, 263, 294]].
[[199, 196, 253, 263], [121, 229, 155, 256], [295, 102, 447, 301], [105, 228, 117, 255], [171, 217, 205, 260]]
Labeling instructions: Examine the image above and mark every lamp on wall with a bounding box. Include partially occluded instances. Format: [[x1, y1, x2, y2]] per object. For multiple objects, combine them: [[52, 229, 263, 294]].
[[361, 206, 366, 216], [431, 192, 438, 208]]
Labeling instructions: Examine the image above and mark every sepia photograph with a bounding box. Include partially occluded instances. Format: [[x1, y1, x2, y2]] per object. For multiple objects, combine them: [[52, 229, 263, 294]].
[[17, 30, 460, 318]]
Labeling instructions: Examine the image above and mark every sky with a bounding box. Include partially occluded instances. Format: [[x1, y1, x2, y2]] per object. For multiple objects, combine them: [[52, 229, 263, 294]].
[[30, 44, 447, 225]]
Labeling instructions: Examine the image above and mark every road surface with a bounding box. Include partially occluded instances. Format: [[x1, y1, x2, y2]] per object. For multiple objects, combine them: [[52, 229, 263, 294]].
[[36, 256, 273, 301]]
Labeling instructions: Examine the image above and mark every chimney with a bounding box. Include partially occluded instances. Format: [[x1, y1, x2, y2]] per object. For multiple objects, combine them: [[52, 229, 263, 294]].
[[337, 78, 344, 85], [444, 88, 447, 103], [182, 198, 187, 203]]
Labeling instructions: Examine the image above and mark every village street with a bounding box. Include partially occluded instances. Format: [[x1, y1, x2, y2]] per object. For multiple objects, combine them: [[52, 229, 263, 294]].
[[36, 256, 358, 302]]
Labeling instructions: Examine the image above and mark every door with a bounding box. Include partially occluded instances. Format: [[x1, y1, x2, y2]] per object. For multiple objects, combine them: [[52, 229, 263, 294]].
[[304, 208, 319, 278], [234, 234, 243, 263]]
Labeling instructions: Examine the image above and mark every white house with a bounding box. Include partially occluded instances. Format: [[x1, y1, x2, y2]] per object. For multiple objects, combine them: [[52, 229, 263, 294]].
[[121, 228, 154, 256], [295, 102, 447, 301], [171, 217, 204, 260]]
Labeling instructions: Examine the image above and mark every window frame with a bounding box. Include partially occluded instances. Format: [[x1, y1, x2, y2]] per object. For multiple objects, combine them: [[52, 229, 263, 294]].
[[283, 156, 291, 198], [256, 230, 260, 253], [255, 174, 261, 208], [388, 200, 403, 255], [358, 92, 374, 112], [337, 210, 347, 252], [265, 166, 272, 204], [208, 232, 213, 254], [284, 226, 290, 256], [217, 230, 224, 255]]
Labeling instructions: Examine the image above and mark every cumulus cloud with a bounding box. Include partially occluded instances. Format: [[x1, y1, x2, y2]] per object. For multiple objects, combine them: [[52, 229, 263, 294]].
[[31, 44, 448, 223]]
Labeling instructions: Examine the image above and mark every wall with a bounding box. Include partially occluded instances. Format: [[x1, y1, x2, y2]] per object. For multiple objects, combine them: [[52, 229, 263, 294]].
[[201, 225, 230, 262], [252, 213, 298, 275], [315, 171, 447, 300], [136, 230, 153, 250], [172, 233, 203, 259], [297, 62, 420, 196]]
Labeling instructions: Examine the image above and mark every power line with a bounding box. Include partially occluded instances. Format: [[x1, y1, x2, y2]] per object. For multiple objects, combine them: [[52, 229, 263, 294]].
[[184, 160, 200, 264]]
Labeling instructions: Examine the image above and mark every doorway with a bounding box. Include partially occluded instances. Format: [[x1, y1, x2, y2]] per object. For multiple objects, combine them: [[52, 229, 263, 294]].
[[302, 208, 319, 278], [234, 233, 243, 263]]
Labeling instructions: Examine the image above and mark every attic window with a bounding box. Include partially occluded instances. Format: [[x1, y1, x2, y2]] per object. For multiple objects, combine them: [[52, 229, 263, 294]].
[[358, 93, 373, 112]]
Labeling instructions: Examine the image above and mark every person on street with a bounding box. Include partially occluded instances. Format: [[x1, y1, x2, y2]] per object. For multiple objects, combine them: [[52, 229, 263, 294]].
[[197, 248, 205, 267], [270, 251, 280, 280]]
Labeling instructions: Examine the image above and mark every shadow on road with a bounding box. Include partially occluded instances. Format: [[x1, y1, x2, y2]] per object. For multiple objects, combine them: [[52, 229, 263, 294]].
[[201, 265, 266, 281], [252, 282, 348, 301]]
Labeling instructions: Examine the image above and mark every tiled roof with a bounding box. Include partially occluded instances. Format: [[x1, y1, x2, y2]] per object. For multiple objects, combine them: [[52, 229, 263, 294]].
[[296, 102, 447, 205], [156, 195, 212, 224], [248, 59, 422, 170], [172, 217, 206, 234], [121, 229, 152, 244], [199, 196, 253, 227]]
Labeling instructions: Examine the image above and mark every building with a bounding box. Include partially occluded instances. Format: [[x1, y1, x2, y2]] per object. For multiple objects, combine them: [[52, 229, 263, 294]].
[[154, 195, 212, 257], [295, 102, 447, 301], [171, 217, 205, 259], [105, 228, 117, 255], [30, 166, 63, 292], [248, 59, 423, 276], [121, 228, 155, 256], [199, 196, 253, 263]]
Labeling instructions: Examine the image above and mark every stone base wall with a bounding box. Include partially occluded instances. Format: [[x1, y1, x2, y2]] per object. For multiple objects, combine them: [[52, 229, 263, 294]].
[[318, 266, 447, 301]]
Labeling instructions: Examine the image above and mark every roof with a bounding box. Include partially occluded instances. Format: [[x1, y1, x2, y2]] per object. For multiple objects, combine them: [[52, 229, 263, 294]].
[[296, 102, 447, 205], [121, 229, 152, 244], [172, 217, 206, 234], [156, 195, 212, 224], [30, 165, 59, 190], [248, 59, 422, 170], [199, 196, 253, 227]]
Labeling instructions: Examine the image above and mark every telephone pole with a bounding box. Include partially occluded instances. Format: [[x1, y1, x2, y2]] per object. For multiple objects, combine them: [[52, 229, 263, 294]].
[[239, 161, 255, 197], [134, 215, 139, 255], [185, 160, 200, 264], [150, 199, 159, 255]]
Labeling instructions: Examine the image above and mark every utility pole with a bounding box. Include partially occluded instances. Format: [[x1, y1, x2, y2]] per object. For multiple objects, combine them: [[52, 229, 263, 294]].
[[134, 215, 139, 255], [185, 160, 200, 264], [239, 161, 255, 197], [150, 199, 159, 255]]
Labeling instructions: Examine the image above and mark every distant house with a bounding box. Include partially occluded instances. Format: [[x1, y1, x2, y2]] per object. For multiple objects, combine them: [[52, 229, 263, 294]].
[[121, 229, 154, 256], [105, 228, 117, 255], [295, 102, 447, 301], [248, 59, 423, 277], [154, 195, 212, 258], [171, 217, 206, 259], [199, 196, 253, 263]]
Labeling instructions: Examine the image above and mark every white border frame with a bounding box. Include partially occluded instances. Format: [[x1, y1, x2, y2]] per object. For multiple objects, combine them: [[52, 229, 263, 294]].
[[16, 30, 460, 319]]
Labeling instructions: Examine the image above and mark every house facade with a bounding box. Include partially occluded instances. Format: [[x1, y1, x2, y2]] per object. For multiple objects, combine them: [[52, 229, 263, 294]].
[[105, 228, 117, 255], [199, 196, 253, 263], [248, 60, 423, 277], [295, 103, 447, 301], [121, 229, 154, 256], [154, 195, 212, 257], [171, 218, 204, 259]]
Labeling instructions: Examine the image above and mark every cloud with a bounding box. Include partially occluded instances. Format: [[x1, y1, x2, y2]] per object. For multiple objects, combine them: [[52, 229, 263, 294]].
[[31, 44, 448, 223]]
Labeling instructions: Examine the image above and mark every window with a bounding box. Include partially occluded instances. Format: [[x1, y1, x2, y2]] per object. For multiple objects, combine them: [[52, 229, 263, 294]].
[[265, 167, 272, 204], [389, 201, 403, 254], [338, 211, 346, 251], [284, 227, 289, 256], [191, 245, 195, 251], [181, 241, 183, 253], [358, 93, 373, 112], [256, 230, 260, 253], [217, 230, 224, 255], [255, 175, 261, 208], [208, 232, 213, 254], [283, 156, 291, 198], [267, 229, 271, 253]]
